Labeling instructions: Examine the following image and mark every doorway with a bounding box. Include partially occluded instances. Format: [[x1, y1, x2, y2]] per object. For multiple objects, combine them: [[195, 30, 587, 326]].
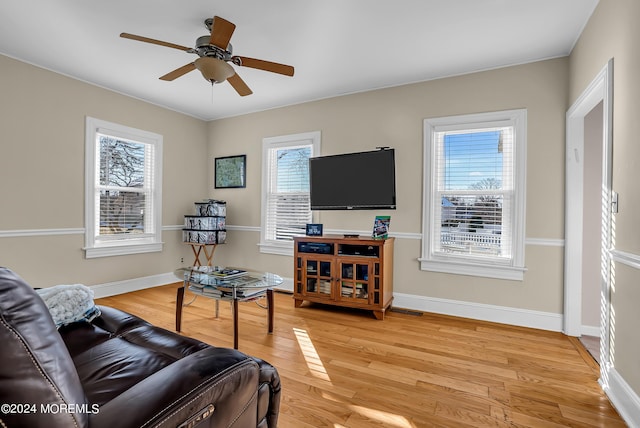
[[579, 101, 603, 364], [564, 60, 613, 374]]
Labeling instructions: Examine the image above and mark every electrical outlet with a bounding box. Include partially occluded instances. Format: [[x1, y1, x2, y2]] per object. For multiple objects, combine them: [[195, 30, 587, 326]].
[[180, 257, 184, 263]]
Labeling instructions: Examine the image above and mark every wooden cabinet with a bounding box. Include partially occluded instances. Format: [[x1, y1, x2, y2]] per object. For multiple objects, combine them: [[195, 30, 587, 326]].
[[293, 235, 394, 319]]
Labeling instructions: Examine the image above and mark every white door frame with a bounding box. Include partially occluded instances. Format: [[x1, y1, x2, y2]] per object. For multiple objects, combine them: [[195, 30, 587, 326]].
[[564, 59, 613, 371]]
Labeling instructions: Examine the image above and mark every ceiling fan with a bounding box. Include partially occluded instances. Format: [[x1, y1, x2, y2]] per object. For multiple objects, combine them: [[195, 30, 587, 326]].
[[120, 15, 294, 96]]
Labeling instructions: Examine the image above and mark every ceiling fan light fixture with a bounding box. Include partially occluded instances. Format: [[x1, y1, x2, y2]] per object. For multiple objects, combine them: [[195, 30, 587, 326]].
[[194, 57, 235, 83], [120, 15, 293, 96]]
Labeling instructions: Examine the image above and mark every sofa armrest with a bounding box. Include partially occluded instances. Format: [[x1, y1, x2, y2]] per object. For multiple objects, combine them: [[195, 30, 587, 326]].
[[91, 346, 264, 428], [254, 357, 281, 428]]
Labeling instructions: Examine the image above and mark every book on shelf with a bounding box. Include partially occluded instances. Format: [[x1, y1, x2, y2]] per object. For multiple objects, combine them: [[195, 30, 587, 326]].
[[233, 276, 262, 287], [237, 288, 268, 299], [372, 215, 391, 239], [189, 285, 222, 297], [190, 286, 266, 299], [209, 268, 248, 279]]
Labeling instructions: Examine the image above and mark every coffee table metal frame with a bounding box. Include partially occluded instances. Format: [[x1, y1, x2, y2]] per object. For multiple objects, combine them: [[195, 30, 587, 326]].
[[175, 267, 282, 349]]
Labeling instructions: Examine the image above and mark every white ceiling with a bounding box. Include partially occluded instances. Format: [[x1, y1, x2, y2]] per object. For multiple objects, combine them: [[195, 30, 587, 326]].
[[0, 0, 598, 121]]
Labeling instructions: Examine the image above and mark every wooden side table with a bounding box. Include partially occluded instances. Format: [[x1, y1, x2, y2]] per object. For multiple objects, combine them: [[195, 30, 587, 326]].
[[188, 243, 217, 266]]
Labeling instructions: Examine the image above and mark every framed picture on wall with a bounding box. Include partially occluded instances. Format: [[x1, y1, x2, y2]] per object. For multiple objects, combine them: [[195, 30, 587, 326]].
[[214, 155, 246, 188]]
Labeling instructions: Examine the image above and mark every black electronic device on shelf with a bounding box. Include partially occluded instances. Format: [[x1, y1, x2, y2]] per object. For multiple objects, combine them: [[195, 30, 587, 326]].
[[338, 244, 380, 257], [297, 242, 334, 254]]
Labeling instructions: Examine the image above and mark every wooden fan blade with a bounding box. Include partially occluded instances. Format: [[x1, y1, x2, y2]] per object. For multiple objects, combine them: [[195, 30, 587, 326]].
[[209, 16, 236, 49], [232, 56, 294, 76], [159, 63, 196, 81], [120, 33, 193, 51], [227, 73, 253, 96]]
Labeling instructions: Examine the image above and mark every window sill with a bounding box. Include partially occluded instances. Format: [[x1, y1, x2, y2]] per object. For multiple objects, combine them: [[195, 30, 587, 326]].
[[419, 258, 526, 281], [84, 241, 163, 259], [258, 241, 293, 257]]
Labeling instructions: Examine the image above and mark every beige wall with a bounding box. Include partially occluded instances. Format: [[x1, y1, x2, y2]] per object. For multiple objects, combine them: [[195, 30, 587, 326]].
[[0, 54, 209, 287], [570, 0, 640, 398], [208, 57, 569, 314]]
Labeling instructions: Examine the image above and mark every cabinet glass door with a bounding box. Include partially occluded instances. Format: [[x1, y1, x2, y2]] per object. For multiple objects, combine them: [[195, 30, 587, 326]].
[[305, 259, 332, 297], [339, 261, 370, 302]]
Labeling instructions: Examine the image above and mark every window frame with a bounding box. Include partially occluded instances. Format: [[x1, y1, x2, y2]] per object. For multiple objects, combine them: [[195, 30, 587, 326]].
[[420, 110, 527, 280], [84, 116, 163, 258], [259, 131, 321, 256]]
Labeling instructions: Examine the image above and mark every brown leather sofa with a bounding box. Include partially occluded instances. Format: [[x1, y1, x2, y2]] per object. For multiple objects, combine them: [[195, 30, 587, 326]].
[[0, 267, 281, 428]]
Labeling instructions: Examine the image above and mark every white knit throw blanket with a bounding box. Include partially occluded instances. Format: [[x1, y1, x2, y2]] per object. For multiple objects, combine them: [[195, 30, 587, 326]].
[[36, 284, 101, 328]]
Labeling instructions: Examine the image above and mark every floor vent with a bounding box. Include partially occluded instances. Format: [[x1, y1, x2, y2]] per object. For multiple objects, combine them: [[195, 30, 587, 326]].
[[390, 307, 423, 316]]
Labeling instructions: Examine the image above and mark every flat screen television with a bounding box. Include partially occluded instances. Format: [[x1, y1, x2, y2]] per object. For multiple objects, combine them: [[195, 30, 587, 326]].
[[309, 149, 396, 210]]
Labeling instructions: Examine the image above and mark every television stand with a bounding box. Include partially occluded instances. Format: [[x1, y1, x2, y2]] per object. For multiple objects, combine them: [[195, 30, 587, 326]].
[[293, 235, 394, 319]]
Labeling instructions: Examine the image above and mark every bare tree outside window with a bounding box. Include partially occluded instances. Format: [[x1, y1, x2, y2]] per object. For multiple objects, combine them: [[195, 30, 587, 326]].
[[98, 136, 147, 236], [437, 130, 507, 256]]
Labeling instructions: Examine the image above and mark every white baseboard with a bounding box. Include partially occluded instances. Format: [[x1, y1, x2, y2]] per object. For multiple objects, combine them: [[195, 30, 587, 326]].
[[275, 277, 294, 293], [581, 324, 600, 337], [603, 366, 640, 428], [393, 292, 563, 332], [90, 272, 177, 299], [267, 280, 562, 331], [268, 278, 561, 332]]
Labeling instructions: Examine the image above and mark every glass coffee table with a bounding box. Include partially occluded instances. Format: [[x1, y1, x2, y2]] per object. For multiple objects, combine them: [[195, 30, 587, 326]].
[[174, 267, 283, 349]]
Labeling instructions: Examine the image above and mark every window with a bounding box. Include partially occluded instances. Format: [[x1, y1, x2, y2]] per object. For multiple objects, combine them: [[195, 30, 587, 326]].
[[421, 110, 526, 280], [260, 131, 320, 255], [84, 117, 163, 258]]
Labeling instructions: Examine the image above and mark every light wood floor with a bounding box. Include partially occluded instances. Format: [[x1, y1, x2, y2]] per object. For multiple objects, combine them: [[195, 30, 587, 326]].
[[96, 284, 626, 428]]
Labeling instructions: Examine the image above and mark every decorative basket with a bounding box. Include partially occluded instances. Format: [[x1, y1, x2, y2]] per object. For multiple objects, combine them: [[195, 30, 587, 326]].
[[182, 229, 227, 245], [194, 200, 226, 217], [183, 216, 225, 231]]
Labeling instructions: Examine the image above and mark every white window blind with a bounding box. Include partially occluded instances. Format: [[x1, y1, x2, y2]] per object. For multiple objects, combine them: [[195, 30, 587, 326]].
[[96, 134, 155, 241], [421, 110, 526, 280], [261, 131, 320, 255], [265, 145, 313, 241], [433, 126, 513, 259]]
